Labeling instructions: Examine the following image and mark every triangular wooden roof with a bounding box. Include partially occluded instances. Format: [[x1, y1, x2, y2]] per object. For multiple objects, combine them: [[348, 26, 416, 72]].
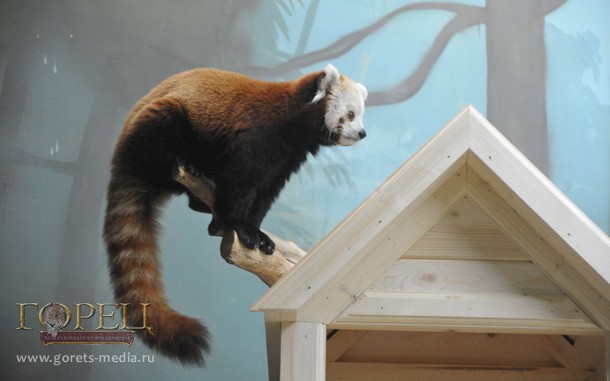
[[252, 105, 610, 333]]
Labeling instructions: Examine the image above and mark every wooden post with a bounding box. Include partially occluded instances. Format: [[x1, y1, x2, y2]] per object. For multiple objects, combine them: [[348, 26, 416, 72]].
[[598, 332, 610, 381], [264, 315, 282, 381], [280, 322, 326, 381], [172, 163, 307, 286]]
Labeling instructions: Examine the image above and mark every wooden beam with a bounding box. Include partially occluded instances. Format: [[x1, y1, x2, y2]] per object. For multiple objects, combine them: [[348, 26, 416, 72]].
[[172, 163, 306, 286], [540, 335, 591, 369], [335, 258, 599, 334], [370, 259, 563, 295], [326, 362, 593, 381], [336, 291, 599, 335], [326, 330, 368, 362], [280, 322, 326, 381]]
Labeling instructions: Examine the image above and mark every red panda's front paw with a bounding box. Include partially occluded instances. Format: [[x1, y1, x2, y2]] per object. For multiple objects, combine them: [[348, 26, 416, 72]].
[[258, 231, 275, 255], [235, 226, 275, 254], [235, 226, 260, 251]]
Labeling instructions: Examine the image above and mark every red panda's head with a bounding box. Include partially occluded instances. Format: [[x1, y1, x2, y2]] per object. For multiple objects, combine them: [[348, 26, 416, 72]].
[[312, 64, 368, 146]]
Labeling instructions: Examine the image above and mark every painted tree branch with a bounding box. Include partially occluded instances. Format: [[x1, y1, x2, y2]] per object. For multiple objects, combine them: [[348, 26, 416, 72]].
[[367, 6, 485, 105], [243, 2, 485, 106], [172, 164, 307, 286]]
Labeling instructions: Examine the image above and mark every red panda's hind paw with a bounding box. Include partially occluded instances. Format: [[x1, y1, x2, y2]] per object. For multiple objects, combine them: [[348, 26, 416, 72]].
[[174, 157, 202, 178], [207, 218, 225, 237]]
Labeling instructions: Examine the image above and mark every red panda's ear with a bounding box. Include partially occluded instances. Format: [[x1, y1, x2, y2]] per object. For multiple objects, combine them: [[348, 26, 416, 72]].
[[357, 83, 368, 101], [312, 64, 340, 103]]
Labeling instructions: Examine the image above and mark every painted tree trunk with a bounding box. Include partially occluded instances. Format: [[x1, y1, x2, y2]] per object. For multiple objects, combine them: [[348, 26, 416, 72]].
[[486, 0, 564, 174]]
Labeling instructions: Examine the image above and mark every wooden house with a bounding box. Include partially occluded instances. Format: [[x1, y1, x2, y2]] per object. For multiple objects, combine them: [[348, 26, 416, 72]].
[[252, 105, 610, 381]]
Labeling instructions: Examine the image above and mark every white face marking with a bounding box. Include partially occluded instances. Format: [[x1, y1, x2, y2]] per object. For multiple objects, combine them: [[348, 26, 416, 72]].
[[324, 77, 367, 146]]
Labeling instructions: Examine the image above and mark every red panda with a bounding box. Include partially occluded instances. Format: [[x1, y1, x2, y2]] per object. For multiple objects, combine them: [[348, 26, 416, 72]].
[[103, 64, 367, 365]]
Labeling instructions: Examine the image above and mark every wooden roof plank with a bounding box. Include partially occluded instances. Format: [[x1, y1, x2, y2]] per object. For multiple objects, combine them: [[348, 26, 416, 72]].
[[404, 196, 527, 261], [465, 156, 610, 329], [466, 108, 610, 291]]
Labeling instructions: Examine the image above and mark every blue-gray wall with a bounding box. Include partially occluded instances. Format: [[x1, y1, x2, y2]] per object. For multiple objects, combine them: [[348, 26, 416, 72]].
[[1, 1, 608, 380]]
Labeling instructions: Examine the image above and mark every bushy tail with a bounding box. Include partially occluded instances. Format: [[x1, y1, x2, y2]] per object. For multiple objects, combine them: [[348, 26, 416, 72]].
[[103, 176, 210, 366]]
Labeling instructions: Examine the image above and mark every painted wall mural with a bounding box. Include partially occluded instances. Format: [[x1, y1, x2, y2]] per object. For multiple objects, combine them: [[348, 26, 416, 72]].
[[1, 1, 608, 380], [249, 0, 559, 172]]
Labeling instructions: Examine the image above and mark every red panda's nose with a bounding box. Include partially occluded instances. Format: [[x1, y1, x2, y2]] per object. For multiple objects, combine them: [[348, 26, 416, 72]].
[[358, 130, 367, 139]]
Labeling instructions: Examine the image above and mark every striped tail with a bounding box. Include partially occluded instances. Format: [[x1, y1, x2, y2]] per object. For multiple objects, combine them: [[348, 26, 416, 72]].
[[103, 176, 210, 365]]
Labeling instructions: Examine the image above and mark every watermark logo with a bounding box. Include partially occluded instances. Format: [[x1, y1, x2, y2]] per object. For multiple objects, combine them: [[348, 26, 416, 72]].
[[42, 303, 66, 338], [17, 302, 153, 346]]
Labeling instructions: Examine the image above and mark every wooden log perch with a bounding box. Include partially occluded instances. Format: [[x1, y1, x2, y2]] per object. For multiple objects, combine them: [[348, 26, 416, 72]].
[[172, 164, 307, 286]]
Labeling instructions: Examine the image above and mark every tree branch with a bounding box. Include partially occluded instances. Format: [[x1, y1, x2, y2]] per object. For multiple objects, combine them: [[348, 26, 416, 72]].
[[172, 164, 307, 286]]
